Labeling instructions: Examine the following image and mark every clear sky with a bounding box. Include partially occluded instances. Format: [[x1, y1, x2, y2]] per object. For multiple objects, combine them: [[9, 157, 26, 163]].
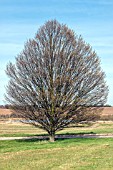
[[0, 0, 113, 105]]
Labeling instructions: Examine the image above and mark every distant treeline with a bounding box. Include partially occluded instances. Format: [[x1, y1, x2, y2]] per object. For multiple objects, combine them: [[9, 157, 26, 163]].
[[0, 105, 12, 109]]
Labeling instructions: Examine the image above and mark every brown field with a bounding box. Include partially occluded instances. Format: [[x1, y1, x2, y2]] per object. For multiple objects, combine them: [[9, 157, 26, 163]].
[[101, 107, 113, 115], [0, 107, 113, 121], [0, 107, 113, 116], [0, 108, 13, 115]]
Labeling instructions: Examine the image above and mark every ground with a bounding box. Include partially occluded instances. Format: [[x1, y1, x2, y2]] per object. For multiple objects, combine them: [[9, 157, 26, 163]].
[[0, 108, 113, 170]]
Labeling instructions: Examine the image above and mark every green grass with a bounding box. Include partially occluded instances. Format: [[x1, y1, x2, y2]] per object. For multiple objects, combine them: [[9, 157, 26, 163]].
[[0, 121, 113, 169], [0, 138, 113, 170]]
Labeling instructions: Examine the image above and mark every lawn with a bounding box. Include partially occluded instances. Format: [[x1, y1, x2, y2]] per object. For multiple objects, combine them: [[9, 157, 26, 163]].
[[0, 121, 113, 169], [0, 138, 113, 170]]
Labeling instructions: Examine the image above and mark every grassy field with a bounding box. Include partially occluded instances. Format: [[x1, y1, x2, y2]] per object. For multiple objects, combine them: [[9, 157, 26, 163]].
[[0, 138, 113, 170], [0, 121, 113, 169]]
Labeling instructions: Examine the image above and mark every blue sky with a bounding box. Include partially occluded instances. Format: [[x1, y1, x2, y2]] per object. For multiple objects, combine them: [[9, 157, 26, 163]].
[[0, 0, 113, 105]]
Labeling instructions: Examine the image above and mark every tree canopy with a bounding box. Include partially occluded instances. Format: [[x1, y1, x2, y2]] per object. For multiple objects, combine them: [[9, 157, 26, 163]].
[[6, 20, 108, 142]]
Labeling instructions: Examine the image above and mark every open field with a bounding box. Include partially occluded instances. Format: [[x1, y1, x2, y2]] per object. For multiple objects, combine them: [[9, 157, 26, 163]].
[[0, 121, 113, 170], [0, 108, 113, 170], [101, 107, 113, 115], [1, 107, 113, 115], [0, 122, 46, 137], [0, 107, 113, 137], [0, 138, 113, 170], [0, 108, 13, 115], [0, 107, 113, 116], [0, 107, 113, 120], [0, 121, 113, 137]]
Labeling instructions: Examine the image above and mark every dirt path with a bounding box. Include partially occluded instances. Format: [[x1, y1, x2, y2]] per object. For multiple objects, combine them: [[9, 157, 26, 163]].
[[1, 134, 113, 141]]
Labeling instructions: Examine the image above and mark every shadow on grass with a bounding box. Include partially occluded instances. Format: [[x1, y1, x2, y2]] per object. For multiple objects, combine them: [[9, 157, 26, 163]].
[[15, 131, 96, 143], [15, 137, 97, 147], [16, 138, 49, 143], [60, 131, 95, 135]]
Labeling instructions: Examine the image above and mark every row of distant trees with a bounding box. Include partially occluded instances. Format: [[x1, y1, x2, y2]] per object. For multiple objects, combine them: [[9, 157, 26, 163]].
[[0, 105, 12, 109]]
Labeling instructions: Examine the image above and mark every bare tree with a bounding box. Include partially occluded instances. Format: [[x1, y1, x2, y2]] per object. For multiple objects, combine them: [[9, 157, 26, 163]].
[[5, 20, 108, 142]]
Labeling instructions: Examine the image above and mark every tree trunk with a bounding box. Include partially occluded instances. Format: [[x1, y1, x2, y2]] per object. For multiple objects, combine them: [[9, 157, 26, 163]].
[[49, 134, 55, 142]]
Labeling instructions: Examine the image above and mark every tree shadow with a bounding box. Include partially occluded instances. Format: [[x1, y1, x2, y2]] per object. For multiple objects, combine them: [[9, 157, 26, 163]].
[[15, 131, 96, 143], [15, 138, 49, 143]]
